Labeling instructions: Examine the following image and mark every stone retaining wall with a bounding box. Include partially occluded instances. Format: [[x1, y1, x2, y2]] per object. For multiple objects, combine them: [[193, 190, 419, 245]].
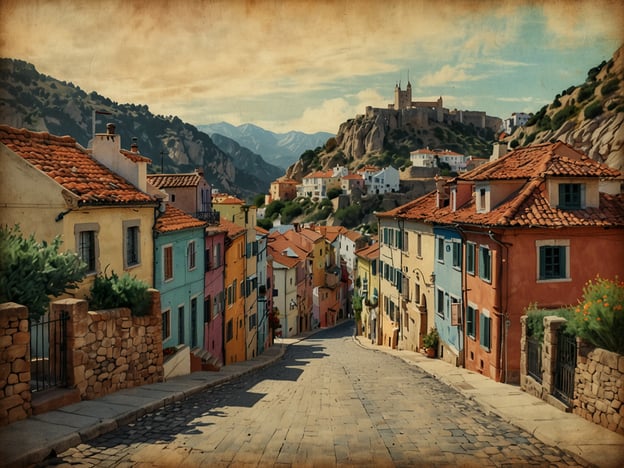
[[0, 303, 31, 426], [51, 289, 164, 400], [1, 290, 164, 426], [574, 346, 624, 434], [520, 314, 624, 434]]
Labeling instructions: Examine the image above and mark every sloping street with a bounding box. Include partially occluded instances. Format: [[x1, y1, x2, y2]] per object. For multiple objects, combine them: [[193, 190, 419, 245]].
[[40, 322, 587, 467]]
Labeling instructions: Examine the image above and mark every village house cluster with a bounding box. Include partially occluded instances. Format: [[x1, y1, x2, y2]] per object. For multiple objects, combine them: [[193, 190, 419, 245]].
[[1, 121, 623, 391], [0, 123, 369, 370]]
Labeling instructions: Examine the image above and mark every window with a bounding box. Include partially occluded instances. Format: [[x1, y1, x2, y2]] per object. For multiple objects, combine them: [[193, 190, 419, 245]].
[[416, 233, 422, 258], [205, 248, 211, 272], [190, 298, 197, 348], [204, 296, 211, 323], [123, 221, 140, 268], [249, 313, 257, 331], [213, 243, 222, 268], [466, 242, 476, 275], [480, 311, 491, 351], [437, 237, 444, 262], [559, 183, 584, 210], [226, 319, 233, 341], [452, 241, 461, 269], [467, 305, 476, 339], [436, 288, 445, 318], [478, 188, 487, 212], [162, 309, 171, 341], [163, 245, 173, 281], [187, 241, 197, 270], [538, 243, 569, 280], [479, 246, 491, 282], [178, 305, 185, 344], [75, 223, 99, 274], [371, 260, 377, 276]]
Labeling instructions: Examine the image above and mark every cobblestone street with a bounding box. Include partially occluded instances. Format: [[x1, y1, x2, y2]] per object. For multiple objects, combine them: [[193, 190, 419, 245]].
[[39, 322, 588, 467]]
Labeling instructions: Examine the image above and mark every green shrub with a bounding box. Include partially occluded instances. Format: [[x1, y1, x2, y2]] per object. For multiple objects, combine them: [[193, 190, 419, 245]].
[[89, 270, 150, 316], [568, 277, 624, 354], [584, 101, 603, 119], [601, 77, 620, 96], [0, 225, 87, 318], [577, 83, 596, 103], [327, 187, 343, 200], [551, 104, 577, 130], [256, 218, 273, 230], [525, 305, 574, 342]]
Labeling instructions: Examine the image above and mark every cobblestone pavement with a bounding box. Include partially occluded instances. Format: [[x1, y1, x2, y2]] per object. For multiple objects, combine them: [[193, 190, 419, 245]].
[[37, 322, 588, 467]]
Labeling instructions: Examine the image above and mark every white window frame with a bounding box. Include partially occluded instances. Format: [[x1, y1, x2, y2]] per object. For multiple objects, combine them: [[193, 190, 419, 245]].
[[536, 239, 571, 283]]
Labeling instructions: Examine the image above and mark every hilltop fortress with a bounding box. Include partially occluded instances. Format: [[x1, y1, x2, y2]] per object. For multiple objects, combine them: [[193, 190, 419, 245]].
[[364, 81, 502, 132]]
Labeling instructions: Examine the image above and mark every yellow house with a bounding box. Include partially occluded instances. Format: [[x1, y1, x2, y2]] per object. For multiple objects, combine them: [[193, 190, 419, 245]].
[[355, 242, 379, 343], [0, 125, 159, 298], [221, 218, 247, 364], [377, 194, 437, 351]]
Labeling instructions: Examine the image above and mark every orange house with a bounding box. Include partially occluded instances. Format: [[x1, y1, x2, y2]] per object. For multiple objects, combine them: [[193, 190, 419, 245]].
[[221, 218, 247, 364], [433, 142, 624, 383]]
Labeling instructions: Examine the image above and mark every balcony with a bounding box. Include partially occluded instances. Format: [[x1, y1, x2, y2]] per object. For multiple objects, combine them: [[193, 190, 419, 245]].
[[195, 210, 220, 225]]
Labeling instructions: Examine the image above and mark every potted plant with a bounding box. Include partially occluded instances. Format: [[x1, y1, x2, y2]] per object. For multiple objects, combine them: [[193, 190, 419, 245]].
[[423, 327, 439, 358]]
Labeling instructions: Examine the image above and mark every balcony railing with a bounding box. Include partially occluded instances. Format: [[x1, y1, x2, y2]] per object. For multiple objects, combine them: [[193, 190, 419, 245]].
[[195, 210, 220, 225]]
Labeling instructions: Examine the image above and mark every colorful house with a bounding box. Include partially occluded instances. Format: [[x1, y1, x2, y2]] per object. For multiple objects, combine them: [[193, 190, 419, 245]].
[[268, 177, 299, 203], [355, 242, 379, 343], [221, 218, 247, 364], [154, 206, 206, 349], [0, 124, 158, 298], [203, 223, 226, 363]]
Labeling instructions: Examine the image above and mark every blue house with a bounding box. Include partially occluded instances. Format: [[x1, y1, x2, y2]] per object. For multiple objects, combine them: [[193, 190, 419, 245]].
[[154, 205, 207, 349], [433, 225, 463, 365]]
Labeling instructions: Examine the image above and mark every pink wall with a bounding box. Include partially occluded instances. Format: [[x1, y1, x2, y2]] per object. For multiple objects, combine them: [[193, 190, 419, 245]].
[[204, 231, 225, 364]]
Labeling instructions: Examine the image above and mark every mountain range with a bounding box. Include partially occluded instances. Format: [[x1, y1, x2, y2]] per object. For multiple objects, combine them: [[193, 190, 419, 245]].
[[199, 122, 333, 169], [0, 59, 319, 199]]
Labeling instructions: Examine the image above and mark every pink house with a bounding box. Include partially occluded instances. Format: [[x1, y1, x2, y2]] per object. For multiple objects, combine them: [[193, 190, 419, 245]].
[[203, 225, 226, 364]]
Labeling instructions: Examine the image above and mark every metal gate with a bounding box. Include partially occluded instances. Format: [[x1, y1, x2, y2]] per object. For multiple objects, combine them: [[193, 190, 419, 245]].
[[553, 328, 576, 406], [30, 310, 69, 392]]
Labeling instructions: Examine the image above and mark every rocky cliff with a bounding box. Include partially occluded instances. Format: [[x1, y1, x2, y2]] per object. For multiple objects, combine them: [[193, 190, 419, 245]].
[[505, 44, 624, 170]]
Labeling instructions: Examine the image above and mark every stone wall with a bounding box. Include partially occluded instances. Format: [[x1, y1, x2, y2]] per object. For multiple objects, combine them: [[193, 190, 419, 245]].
[[0, 289, 164, 426], [51, 289, 164, 400], [574, 346, 624, 434], [520, 314, 624, 434], [0, 303, 31, 425]]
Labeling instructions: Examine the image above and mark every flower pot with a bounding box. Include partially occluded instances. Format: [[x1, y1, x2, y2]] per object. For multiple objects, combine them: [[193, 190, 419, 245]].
[[425, 347, 436, 358]]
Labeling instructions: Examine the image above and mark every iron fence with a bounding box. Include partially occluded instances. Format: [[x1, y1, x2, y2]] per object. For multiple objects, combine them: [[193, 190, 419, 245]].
[[527, 335, 542, 382], [29, 310, 69, 392]]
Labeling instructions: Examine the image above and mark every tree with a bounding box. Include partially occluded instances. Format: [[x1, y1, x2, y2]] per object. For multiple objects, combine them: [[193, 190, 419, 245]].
[[252, 193, 266, 208], [0, 225, 87, 318], [327, 187, 342, 200]]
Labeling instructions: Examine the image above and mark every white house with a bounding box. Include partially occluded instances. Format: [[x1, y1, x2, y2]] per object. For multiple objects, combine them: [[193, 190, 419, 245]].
[[366, 166, 400, 195]]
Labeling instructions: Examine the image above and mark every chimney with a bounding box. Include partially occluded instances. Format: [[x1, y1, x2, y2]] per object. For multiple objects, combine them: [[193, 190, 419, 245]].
[[196, 167, 204, 177], [106, 123, 116, 135], [131, 137, 139, 153]]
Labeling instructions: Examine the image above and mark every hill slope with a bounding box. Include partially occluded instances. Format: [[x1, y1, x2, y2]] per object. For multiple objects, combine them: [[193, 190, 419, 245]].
[[504, 44, 624, 170], [0, 59, 281, 199]]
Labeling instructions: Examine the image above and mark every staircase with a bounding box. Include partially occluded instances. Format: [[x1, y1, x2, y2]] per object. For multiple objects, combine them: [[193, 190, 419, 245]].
[[190, 348, 222, 372]]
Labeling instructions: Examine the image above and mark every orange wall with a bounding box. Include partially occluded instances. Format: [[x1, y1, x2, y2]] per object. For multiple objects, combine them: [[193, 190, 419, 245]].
[[224, 235, 246, 364]]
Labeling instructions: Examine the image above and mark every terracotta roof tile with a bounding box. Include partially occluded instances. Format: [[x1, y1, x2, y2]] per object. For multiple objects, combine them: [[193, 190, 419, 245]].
[[219, 218, 245, 238], [147, 172, 203, 188], [378, 141, 624, 229], [120, 149, 152, 163], [356, 242, 379, 260], [154, 205, 206, 233], [212, 194, 245, 205], [0, 125, 155, 206]]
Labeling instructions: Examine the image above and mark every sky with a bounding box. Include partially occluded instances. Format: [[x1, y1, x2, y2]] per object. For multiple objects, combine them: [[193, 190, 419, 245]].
[[1, 0, 623, 135]]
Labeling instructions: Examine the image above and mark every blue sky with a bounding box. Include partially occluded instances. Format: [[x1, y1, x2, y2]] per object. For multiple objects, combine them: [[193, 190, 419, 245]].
[[1, 0, 622, 134]]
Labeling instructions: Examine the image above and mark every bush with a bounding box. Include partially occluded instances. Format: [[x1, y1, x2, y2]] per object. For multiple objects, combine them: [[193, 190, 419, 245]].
[[568, 277, 624, 354], [334, 204, 362, 228], [89, 270, 151, 316], [584, 101, 603, 119], [577, 83, 596, 103], [0, 225, 86, 318], [256, 218, 273, 230], [601, 77, 620, 96], [327, 187, 342, 200], [525, 305, 574, 342], [551, 104, 577, 130]]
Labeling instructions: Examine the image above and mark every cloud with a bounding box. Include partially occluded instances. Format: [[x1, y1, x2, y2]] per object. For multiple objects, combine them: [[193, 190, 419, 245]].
[[419, 64, 487, 87]]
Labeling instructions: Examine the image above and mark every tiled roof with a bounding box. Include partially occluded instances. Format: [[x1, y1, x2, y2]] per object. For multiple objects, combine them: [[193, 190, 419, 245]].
[[343, 174, 363, 180], [460, 141, 621, 181], [343, 229, 364, 242], [378, 142, 624, 228], [212, 194, 244, 205], [154, 205, 206, 233], [274, 177, 299, 185], [120, 149, 152, 163], [0, 125, 155, 206], [268, 234, 304, 268], [303, 170, 334, 179], [219, 218, 245, 238], [147, 172, 203, 188], [356, 242, 379, 260]]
